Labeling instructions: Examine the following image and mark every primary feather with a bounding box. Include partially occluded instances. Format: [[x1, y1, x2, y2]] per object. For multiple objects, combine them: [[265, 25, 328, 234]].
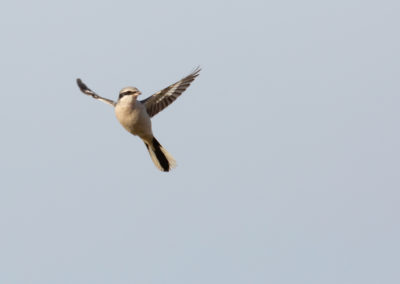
[[141, 67, 201, 117]]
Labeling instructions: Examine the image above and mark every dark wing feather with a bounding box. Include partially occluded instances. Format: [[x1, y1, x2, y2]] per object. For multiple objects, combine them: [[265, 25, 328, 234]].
[[141, 67, 200, 117], [76, 79, 116, 106]]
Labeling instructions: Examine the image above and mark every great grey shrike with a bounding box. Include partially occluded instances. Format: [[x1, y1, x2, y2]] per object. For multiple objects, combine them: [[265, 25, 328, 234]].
[[76, 67, 200, 172]]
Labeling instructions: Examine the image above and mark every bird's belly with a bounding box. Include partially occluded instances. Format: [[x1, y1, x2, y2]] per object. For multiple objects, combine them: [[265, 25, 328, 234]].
[[115, 105, 152, 139]]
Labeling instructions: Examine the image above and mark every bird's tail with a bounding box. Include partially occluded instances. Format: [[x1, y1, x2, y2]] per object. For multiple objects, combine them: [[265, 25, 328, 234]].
[[144, 137, 176, 172]]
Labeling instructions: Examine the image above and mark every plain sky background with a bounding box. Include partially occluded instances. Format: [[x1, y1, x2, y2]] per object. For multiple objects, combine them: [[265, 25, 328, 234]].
[[0, 0, 399, 283]]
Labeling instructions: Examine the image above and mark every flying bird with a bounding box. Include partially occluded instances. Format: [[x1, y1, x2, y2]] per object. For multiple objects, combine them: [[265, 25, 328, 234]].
[[76, 67, 200, 172]]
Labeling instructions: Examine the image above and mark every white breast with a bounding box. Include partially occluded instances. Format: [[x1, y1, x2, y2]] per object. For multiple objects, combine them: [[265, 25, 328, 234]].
[[114, 96, 152, 139]]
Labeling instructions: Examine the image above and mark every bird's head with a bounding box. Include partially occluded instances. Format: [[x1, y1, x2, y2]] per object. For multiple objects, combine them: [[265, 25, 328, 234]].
[[118, 87, 142, 101]]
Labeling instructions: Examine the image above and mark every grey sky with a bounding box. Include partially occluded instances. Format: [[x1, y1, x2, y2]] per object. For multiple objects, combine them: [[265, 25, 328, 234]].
[[0, 0, 399, 283]]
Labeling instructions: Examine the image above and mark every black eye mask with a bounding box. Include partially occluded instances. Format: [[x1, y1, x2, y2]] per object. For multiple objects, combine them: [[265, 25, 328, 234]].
[[119, 90, 134, 99]]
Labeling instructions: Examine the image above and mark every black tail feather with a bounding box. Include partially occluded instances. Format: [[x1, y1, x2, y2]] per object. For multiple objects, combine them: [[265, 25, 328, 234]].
[[151, 138, 170, 171], [144, 137, 175, 172]]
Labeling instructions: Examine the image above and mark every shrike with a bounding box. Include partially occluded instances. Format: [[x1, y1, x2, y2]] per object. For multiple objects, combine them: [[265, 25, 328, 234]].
[[77, 67, 200, 172]]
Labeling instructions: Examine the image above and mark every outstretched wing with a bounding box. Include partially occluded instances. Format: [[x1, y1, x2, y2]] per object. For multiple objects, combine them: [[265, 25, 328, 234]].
[[141, 67, 201, 117], [76, 79, 116, 107]]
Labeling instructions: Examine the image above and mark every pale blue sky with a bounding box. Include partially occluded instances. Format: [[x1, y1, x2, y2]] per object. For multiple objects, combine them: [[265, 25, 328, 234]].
[[0, 0, 399, 283]]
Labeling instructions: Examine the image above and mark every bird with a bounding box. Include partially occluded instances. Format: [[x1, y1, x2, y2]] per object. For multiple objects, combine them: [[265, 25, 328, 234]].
[[76, 67, 200, 172]]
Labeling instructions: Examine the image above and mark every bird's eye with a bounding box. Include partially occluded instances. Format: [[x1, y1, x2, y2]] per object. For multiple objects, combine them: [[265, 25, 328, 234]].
[[119, 91, 132, 99]]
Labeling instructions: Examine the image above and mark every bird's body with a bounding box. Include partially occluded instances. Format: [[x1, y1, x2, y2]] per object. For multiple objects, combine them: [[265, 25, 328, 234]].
[[115, 95, 152, 141], [76, 68, 200, 172]]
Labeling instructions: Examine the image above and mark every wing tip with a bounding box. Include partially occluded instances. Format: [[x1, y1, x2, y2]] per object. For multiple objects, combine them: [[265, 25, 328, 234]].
[[76, 78, 87, 91], [76, 78, 94, 95], [191, 66, 201, 76]]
